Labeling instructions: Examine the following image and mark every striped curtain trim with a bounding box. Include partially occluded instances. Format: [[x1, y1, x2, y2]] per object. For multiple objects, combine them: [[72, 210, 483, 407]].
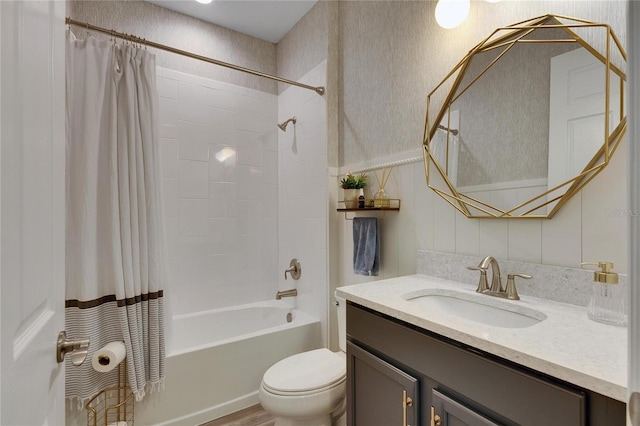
[[65, 290, 164, 309]]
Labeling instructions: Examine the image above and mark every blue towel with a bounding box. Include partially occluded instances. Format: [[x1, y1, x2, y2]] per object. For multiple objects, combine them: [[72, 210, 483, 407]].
[[353, 217, 380, 276]]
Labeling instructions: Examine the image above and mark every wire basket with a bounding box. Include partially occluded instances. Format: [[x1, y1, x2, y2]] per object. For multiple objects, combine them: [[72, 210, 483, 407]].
[[86, 362, 134, 426]]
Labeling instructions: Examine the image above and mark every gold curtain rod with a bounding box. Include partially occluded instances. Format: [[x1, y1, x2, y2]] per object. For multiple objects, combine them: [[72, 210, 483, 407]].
[[65, 17, 325, 96]]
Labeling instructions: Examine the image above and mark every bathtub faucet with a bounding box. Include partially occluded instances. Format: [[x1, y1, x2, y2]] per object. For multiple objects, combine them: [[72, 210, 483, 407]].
[[276, 289, 298, 300]]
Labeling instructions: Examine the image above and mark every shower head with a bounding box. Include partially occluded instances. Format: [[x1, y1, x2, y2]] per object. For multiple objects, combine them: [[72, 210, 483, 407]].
[[278, 116, 297, 132]]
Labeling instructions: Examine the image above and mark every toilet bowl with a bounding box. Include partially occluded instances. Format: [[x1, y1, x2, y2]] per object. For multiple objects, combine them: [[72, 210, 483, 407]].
[[259, 295, 347, 426]]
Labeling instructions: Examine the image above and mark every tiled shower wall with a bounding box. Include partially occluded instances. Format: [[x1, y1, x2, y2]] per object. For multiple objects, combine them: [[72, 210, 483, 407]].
[[277, 61, 328, 344], [157, 67, 279, 316]]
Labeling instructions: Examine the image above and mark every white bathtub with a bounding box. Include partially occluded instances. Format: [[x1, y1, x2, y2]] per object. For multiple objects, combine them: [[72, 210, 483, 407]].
[[135, 300, 321, 425]]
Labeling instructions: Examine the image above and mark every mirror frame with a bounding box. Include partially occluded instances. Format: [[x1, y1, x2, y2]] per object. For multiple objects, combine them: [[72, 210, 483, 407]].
[[423, 14, 627, 219]]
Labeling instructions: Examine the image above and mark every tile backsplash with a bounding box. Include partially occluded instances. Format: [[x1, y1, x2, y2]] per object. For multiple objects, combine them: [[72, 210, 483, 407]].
[[417, 250, 627, 308]]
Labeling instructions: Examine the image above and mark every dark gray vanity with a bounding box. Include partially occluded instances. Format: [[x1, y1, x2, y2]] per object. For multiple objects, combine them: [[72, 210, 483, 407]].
[[346, 302, 626, 426]]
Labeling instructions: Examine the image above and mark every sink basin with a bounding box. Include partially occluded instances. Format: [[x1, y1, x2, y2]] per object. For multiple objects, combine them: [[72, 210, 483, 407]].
[[402, 289, 546, 328]]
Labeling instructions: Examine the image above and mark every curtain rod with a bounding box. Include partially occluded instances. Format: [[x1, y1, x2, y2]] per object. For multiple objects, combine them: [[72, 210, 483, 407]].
[[65, 17, 325, 96]]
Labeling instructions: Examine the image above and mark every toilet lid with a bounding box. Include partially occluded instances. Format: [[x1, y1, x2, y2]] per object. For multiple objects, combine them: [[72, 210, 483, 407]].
[[263, 348, 346, 393]]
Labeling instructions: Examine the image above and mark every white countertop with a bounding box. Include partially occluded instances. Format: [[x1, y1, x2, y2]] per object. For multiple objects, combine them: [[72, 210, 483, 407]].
[[336, 274, 627, 402]]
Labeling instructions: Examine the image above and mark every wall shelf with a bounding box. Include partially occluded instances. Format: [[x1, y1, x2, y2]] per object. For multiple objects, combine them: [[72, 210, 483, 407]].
[[337, 199, 400, 219]]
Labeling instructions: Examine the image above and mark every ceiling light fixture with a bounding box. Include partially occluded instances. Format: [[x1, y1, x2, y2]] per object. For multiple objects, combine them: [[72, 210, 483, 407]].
[[435, 0, 471, 29], [195, 0, 213, 4]]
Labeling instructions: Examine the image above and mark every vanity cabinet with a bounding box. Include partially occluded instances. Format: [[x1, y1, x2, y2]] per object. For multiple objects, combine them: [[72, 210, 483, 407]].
[[346, 302, 626, 426]]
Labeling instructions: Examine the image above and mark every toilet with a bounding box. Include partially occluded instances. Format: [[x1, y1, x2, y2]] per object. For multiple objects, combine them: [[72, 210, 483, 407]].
[[259, 295, 348, 426]]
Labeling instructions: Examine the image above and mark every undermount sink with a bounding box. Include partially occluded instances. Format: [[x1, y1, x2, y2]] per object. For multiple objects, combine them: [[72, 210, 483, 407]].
[[402, 288, 547, 329]]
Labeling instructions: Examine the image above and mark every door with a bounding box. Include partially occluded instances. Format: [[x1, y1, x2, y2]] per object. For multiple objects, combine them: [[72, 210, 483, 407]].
[[0, 1, 66, 425], [347, 341, 419, 426], [629, 4, 640, 426], [547, 47, 620, 195]]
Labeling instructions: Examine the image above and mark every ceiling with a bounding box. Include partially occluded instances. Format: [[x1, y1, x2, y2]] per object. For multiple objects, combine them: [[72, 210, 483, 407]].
[[145, 0, 318, 43]]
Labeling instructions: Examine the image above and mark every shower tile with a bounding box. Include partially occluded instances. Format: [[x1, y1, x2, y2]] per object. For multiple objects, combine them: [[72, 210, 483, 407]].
[[179, 160, 208, 199], [259, 183, 278, 217], [164, 218, 180, 259], [178, 236, 209, 261], [162, 178, 178, 219], [304, 217, 327, 250], [236, 166, 263, 201], [210, 109, 236, 140], [237, 93, 277, 119], [236, 110, 262, 133], [262, 150, 278, 185], [302, 178, 326, 218], [160, 138, 179, 178], [304, 151, 326, 181], [157, 76, 178, 100], [177, 100, 217, 126], [207, 254, 232, 289], [208, 218, 237, 254], [209, 146, 237, 183], [207, 88, 236, 111], [178, 122, 210, 161], [159, 98, 179, 126], [208, 182, 237, 218], [178, 199, 208, 237], [178, 81, 210, 106], [236, 130, 263, 167], [159, 124, 180, 140], [236, 200, 261, 236]]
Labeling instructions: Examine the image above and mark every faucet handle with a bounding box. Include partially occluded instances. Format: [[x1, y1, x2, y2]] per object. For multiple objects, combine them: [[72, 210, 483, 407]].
[[467, 266, 489, 293], [505, 273, 531, 300], [284, 258, 301, 280]]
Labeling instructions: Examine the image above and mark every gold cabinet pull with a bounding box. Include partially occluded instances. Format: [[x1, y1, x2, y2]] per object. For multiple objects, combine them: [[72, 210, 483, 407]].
[[431, 406, 442, 426], [402, 390, 413, 426]]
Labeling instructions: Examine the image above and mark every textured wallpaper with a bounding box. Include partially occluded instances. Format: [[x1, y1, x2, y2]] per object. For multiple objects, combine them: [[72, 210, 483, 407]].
[[276, 1, 340, 167], [68, 0, 278, 94], [338, 0, 627, 167]]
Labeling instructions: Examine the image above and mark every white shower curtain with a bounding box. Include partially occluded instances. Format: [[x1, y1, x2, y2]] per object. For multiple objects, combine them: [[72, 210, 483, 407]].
[[65, 30, 166, 405]]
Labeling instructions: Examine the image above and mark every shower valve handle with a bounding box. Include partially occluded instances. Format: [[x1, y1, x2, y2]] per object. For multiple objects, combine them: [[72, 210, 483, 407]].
[[284, 259, 301, 280]]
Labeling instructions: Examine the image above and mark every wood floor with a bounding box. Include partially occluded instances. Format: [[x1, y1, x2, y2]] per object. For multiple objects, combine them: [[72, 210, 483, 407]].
[[200, 404, 275, 426]]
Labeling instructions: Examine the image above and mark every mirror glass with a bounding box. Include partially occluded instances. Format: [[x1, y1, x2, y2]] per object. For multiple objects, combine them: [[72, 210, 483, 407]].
[[424, 15, 626, 218]]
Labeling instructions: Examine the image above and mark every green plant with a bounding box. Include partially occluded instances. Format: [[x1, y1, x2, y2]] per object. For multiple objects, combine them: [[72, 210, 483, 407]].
[[340, 172, 367, 189]]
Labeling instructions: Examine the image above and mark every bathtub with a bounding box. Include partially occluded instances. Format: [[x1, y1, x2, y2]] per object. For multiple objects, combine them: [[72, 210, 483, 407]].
[[135, 300, 321, 425]]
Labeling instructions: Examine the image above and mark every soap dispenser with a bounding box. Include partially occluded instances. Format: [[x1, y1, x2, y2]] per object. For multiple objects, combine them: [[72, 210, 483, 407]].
[[581, 261, 626, 326]]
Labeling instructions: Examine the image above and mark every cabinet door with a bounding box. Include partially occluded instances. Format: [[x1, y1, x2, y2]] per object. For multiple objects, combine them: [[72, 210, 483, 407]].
[[432, 389, 501, 426], [347, 342, 419, 426]]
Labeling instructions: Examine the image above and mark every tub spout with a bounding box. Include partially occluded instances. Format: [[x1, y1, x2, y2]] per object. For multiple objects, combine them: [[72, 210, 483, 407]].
[[276, 289, 298, 300]]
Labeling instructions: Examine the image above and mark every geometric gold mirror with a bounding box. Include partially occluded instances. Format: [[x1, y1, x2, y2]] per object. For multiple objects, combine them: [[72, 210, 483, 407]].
[[423, 14, 626, 218]]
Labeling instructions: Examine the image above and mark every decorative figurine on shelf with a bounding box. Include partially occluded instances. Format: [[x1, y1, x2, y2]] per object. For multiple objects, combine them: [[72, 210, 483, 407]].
[[340, 172, 367, 209]]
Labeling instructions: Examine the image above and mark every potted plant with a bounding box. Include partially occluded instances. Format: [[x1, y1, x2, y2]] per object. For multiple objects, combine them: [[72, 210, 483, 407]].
[[340, 172, 367, 208]]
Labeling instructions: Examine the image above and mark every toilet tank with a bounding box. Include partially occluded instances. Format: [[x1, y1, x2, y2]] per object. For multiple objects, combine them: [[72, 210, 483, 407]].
[[335, 293, 347, 352]]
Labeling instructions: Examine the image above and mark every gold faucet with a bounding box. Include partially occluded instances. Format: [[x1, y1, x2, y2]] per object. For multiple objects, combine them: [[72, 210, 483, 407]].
[[275, 289, 298, 300], [468, 256, 531, 300]]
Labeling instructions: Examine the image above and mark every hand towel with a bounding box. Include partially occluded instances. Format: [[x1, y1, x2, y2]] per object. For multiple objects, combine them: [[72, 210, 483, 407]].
[[353, 217, 380, 276]]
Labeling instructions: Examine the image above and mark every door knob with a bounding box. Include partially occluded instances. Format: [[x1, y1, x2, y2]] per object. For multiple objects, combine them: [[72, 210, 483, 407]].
[[56, 331, 90, 366]]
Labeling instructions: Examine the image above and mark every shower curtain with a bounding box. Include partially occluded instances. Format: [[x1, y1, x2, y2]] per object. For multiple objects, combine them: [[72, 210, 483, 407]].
[[65, 30, 166, 405]]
